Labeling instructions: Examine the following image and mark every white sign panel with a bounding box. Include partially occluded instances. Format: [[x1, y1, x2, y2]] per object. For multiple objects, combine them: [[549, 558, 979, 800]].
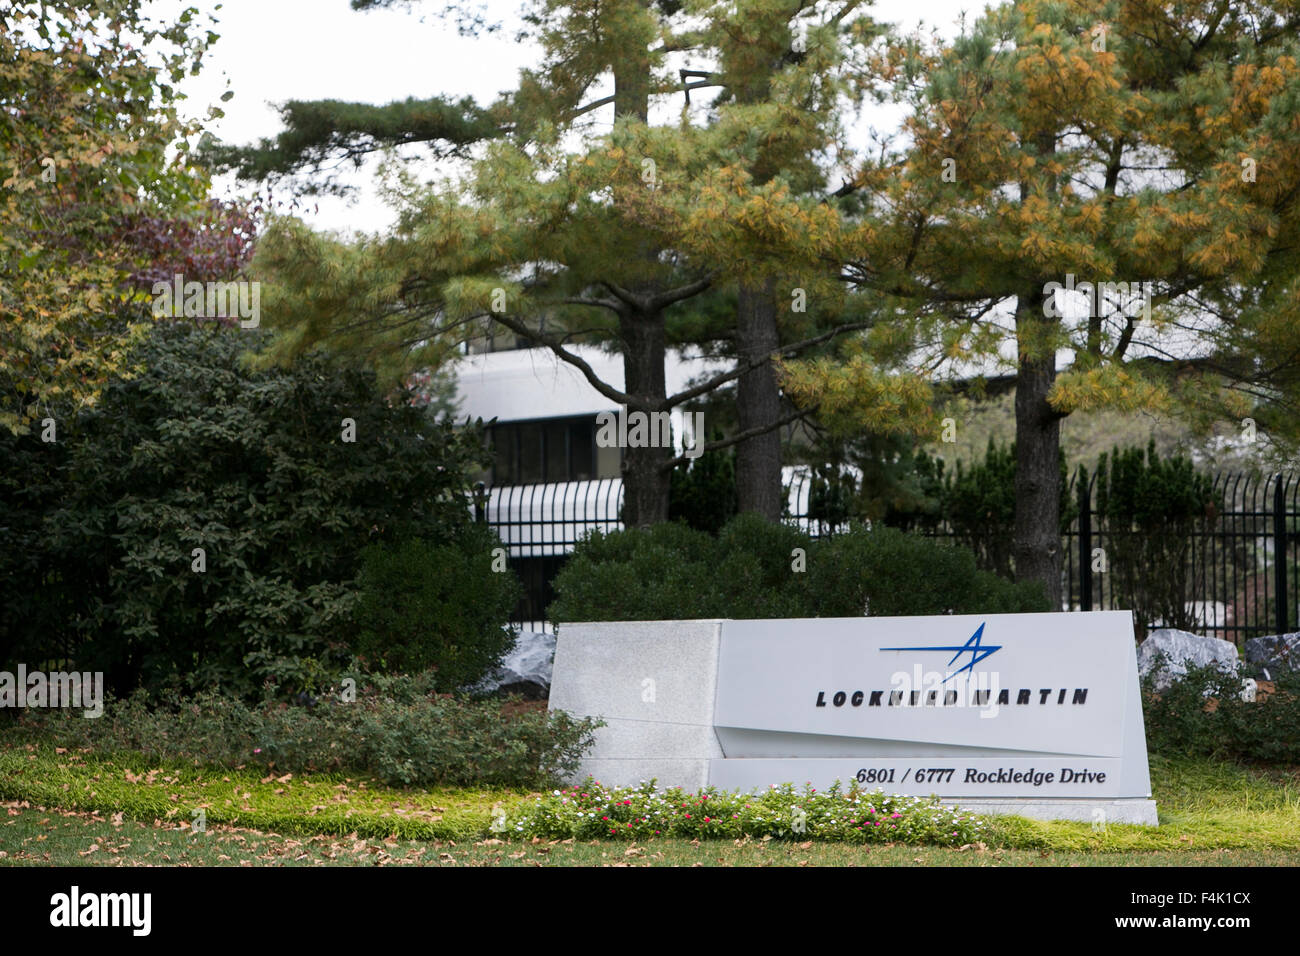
[[709, 611, 1151, 800]]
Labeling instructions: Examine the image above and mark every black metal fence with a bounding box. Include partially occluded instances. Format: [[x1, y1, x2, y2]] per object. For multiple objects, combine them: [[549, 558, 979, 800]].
[[473, 479, 623, 630], [476, 469, 1300, 643], [1062, 470, 1299, 643]]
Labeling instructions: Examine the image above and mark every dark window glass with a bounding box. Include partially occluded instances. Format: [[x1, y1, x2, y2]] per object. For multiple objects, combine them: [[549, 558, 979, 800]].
[[518, 424, 543, 484], [490, 424, 517, 485], [489, 416, 601, 485], [544, 421, 567, 482], [569, 419, 593, 481]]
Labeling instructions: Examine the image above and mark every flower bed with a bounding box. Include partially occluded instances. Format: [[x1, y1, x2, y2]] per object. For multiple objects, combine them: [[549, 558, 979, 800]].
[[508, 778, 988, 846]]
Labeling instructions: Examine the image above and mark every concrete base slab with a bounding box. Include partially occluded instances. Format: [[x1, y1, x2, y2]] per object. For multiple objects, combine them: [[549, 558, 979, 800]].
[[938, 797, 1159, 826], [568, 758, 711, 794]]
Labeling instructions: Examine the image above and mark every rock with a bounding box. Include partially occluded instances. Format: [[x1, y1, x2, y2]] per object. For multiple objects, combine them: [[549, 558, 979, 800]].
[[1137, 628, 1240, 690], [470, 630, 557, 700], [1239, 678, 1257, 703], [1243, 632, 1300, 679]]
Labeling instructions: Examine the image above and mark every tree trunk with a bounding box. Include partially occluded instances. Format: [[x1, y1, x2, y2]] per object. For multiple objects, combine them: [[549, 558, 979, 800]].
[[729, 35, 787, 523], [1013, 288, 1063, 609], [611, 7, 668, 527], [620, 308, 671, 527], [735, 278, 784, 519]]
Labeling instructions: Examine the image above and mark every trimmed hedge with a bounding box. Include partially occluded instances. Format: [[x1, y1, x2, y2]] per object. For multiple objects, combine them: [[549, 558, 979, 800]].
[[549, 513, 1049, 622]]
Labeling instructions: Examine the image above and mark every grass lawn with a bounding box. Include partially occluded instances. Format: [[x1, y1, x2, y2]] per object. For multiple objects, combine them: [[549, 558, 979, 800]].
[[1, 744, 1297, 866]]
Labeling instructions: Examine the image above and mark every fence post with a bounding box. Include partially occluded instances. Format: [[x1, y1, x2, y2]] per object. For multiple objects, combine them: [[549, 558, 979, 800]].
[[1275, 475, 1289, 635], [473, 480, 487, 523], [1078, 471, 1093, 612]]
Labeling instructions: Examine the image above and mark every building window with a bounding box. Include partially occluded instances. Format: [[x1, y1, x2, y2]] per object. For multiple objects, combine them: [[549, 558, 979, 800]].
[[488, 415, 608, 485]]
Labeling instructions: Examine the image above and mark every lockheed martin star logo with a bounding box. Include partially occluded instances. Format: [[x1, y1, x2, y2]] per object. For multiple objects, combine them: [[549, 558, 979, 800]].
[[880, 622, 1001, 682]]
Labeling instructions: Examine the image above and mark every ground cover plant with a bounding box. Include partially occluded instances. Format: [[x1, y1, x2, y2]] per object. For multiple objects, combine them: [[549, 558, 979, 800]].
[[1142, 660, 1300, 764], [508, 779, 986, 846], [5, 677, 600, 790], [1, 748, 1296, 862], [6, 802, 1299, 867]]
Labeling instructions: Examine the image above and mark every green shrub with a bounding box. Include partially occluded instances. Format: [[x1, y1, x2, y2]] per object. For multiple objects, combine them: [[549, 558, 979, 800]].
[[0, 323, 493, 700], [1141, 659, 1300, 764], [712, 513, 817, 618], [810, 525, 1049, 617], [8, 678, 602, 789], [1096, 441, 1221, 634], [351, 527, 522, 689], [509, 778, 988, 846], [549, 514, 1049, 622], [668, 438, 738, 535], [547, 520, 724, 622]]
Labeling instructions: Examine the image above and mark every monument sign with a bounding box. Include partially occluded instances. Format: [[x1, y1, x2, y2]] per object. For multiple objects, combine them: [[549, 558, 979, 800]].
[[548, 611, 1157, 824]]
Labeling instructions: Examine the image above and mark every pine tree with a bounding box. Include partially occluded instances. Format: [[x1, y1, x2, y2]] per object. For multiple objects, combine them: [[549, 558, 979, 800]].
[[784, 0, 1300, 604], [227, 0, 908, 524]]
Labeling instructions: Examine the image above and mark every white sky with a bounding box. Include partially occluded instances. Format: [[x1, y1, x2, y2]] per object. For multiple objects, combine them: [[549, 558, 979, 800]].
[[158, 0, 983, 236]]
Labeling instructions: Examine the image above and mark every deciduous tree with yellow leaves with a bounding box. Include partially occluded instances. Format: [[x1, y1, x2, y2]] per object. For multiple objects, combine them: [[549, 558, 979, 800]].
[[0, 1, 231, 434]]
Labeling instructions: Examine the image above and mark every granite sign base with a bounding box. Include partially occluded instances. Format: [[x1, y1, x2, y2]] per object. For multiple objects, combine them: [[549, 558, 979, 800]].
[[935, 797, 1158, 826], [549, 616, 1159, 827]]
